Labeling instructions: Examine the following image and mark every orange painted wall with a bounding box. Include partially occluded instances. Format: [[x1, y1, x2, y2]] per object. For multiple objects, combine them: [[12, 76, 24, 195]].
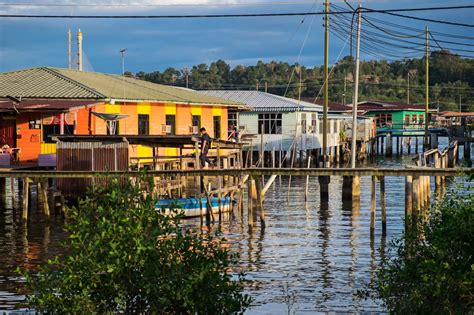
[[16, 113, 42, 161]]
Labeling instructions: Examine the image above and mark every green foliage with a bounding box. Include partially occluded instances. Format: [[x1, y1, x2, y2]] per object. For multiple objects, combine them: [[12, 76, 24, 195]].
[[373, 183, 473, 314], [18, 177, 251, 314], [136, 53, 474, 111]]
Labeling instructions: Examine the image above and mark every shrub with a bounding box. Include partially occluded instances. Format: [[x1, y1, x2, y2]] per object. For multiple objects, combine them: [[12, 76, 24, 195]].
[[18, 177, 251, 314], [373, 182, 473, 313]]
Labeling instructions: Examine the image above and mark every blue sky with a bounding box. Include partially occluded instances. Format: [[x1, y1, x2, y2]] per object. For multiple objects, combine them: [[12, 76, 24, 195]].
[[0, 0, 473, 75]]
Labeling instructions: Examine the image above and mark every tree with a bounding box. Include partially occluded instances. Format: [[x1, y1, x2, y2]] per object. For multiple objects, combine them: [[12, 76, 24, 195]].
[[18, 177, 251, 314], [371, 181, 473, 313]]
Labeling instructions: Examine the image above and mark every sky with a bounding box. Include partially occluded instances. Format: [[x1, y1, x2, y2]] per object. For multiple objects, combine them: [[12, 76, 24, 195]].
[[0, 0, 473, 75]]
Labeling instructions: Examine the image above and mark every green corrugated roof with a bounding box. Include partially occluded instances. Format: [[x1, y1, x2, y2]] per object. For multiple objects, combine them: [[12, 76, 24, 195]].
[[0, 67, 241, 106]]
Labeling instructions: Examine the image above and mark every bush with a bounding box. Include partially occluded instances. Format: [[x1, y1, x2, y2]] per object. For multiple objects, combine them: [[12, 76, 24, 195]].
[[18, 177, 251, 314], [373, 182, 473, 313]]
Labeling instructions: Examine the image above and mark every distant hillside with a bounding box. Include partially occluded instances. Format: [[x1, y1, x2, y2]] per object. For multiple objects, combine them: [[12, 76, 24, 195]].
[[134, 51, 474, 112]]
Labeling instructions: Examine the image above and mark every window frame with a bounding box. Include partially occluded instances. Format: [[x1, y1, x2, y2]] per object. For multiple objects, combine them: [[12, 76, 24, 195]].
[[138, 114, 149, 135], [257, 113, 282, 135]]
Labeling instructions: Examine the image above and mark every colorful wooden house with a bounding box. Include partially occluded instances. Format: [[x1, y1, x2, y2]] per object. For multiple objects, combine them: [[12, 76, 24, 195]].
[[353, 100, 430, 136], [0, 67, 243, 163]]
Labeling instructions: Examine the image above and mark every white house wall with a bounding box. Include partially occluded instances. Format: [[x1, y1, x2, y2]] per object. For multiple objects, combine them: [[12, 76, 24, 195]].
[[239, 111, 342, 151]]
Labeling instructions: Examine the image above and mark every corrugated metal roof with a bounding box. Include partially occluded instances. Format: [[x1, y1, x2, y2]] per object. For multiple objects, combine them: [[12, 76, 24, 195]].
[[0, 99, 102, 112], [198, 90, 323, 112], [0, 67, 242, 106]]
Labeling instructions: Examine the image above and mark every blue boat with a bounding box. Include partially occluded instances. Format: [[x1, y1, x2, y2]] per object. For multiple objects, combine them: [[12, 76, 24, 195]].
[[156, 196, 232, 217]]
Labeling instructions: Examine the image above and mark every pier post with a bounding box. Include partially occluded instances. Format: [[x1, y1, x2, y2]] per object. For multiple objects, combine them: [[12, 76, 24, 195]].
[[248, 179, 257, 227], [464, 141, 471, 160], [318, 176, 330, 203], [408, 137, 411, 154], [412, 175, 420, 224], [254, 176, 266, 229], [22, 178, 31, 221], [434, 153, 442, 190], [415, 137, 419, 154], [380, 176, 386, 234], [342, 176, 360, 202], [381, 137, 384, 155], [38, 179, 50, 218], [385, 132, 393, 156], [397, 137, 400, 155], [370, 176, 376, 234], [405, 175, 413, 231]]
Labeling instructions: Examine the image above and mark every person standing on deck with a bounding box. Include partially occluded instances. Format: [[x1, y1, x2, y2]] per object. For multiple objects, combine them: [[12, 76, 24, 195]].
[[199, 127, 213, 168]]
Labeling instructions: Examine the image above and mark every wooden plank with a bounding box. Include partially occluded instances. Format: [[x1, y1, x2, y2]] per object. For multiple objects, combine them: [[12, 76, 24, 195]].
[[0, 167, 470, 178]]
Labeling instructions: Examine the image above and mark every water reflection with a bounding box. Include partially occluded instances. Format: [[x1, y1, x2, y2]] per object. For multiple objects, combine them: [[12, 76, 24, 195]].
[[0, 141, 466, 312]]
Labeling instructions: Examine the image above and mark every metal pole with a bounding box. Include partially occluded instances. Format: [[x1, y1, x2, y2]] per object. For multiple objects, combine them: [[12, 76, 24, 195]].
[[120, 48, 127, 76], [323, 0, 329, 166], [407, 72, 410, 104], [67, 28, 72, 70], [424, 26, 429, 149], [350, 6, 361, 169], [77, 29, 83, 71]]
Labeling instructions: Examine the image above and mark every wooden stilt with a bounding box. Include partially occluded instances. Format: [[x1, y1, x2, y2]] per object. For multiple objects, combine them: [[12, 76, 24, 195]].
[[305, 156, 311, 201], [408, 137, 411, 154], [22, 178, 31, 221], [248, 179, 255, 227], [254, 176, 265, 228], [380, 176, 386, 234], [396, 136, 400, 155], [38, 179, 50, 218], [405, 175, 413, 232], [412, 175, 420, 225], [370, 176, 376, 233], [319, 176, 329, 203]]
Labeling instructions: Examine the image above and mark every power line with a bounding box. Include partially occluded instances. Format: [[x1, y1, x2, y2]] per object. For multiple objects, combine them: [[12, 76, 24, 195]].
[[1, 5, 474, 19]]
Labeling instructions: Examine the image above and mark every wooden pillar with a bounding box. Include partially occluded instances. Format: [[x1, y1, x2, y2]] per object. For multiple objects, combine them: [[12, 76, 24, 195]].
[[385, 132, 393, 156], [405, 175, 413, 232], [434, 154, 441, 189], [397, 137, 400, 155], [248, 179, 256, 227], [415, 137, 419, 154], [0, 177, 5, 203], [342, 176, 361, 202], [254, 176, 266, 228], [38, 179, 50, 218], [408, 137, 411, 154], [370, 176, 376, 233], [380, 176, 386, 234], [22, 178, 31, 221], [464, 141, 471, 160], [381, 137, 384, 155], [319, 176, 330, 203], [194, 141, 201, 191], [412, 175, 420, 224]]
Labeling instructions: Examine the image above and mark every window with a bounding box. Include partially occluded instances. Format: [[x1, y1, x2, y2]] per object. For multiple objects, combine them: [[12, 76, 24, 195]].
[[228, 111, 237, 128], [419, 114, 425, 125], [405, 114, 410, 126], [301, 113, 307, 134], [213, 116, 221, 138], [376, 114, 392, 127], [311, 114, 317, 133], [258, 113, 282, 134], [192, 115, 201, 128], [412, 114, 417, 124], [42, 124, 74, 143], [138, 114, 149, 135], [29, 118, 41, 129], [166, 115, 176, 135]]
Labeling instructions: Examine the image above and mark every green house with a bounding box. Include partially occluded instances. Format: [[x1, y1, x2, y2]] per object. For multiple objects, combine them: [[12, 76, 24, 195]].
[[356, 100, 428, 136]]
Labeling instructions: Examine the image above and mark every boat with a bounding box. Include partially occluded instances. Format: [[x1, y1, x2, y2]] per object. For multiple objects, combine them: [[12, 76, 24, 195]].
[[156, 196, 233, 218]]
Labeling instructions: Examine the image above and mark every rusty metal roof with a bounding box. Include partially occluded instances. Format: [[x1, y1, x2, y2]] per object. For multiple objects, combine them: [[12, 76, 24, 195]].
[[0, 67, 242, 106]]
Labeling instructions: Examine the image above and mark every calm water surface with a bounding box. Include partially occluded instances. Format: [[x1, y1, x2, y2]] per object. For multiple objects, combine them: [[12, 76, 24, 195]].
[[0, 139, 471, 313]]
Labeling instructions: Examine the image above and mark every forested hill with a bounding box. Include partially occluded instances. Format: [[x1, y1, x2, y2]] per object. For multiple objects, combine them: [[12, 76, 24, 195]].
[[133, 51, 474, 111]]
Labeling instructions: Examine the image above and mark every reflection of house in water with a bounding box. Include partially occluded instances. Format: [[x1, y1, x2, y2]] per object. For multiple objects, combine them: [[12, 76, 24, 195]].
[[0, 67, 244, 164], [198, 90, 347, 165]]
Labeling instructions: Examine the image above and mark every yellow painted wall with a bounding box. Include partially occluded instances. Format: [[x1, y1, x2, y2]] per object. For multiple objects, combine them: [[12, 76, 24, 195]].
[[41, 143, 56, 154]]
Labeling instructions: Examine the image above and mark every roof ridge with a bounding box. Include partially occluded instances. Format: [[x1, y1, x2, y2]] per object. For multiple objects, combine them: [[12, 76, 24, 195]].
[[42, 67, 106, 99]]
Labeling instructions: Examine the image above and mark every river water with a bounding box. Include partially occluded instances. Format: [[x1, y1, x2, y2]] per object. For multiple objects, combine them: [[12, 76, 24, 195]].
[[0, 140, 471, 313]]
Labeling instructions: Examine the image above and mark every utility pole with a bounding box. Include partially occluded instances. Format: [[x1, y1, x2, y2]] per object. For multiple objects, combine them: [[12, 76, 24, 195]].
[[67, 28, 72, 70], [459, 94, 462, 112], [424, 26, 429, 149], [265, 82, 268, 93], [350, 5, 361, 169], [407, 72, 410, 104], [77, 29, 83, 71], [343, 76, 346, 105], [322, 0, 329, 165], [120, 48, 127, 76]]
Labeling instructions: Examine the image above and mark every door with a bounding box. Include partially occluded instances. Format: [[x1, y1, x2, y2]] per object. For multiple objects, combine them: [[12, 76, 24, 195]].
[[0, 116, 16, 147]]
